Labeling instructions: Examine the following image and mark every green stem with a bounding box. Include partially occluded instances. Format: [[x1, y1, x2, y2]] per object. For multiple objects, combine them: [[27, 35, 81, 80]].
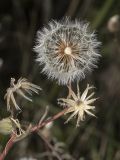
[[92, 0, 115, 29]]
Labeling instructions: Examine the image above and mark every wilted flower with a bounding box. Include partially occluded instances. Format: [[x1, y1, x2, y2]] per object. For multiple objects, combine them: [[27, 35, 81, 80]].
[[58, 84, 96, 127], [35, 18, 101, 85], [4, 77, 41, 111]]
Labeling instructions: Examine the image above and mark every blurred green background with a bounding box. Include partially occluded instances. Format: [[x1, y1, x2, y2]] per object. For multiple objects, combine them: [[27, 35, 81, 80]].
[[0, 0, 120, 159]]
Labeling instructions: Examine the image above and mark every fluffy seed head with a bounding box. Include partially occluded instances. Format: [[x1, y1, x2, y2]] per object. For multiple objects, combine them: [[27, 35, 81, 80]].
[[34, 18, 101, 85]]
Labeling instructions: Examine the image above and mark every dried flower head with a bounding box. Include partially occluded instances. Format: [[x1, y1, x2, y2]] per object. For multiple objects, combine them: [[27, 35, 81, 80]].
[[4, 77, 41, 111], [58, 84, 96, 127], [35, 18, 101, 85]]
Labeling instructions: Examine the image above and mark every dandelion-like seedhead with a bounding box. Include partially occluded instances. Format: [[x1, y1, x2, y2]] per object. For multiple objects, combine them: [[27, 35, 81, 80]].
[[58, 84, 96, 127], [35, 18, 101, 85]]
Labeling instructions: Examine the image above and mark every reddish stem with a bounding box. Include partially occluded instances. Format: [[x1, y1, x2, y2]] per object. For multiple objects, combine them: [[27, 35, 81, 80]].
[[0, 133, 16, 160], [0, 108, 68, 160], [31, 108, 68, 132]]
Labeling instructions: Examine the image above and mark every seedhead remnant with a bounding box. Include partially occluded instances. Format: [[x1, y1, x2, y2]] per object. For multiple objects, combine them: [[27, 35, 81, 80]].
[[4, 77, 41, 111], [58, 84, 96, 127]]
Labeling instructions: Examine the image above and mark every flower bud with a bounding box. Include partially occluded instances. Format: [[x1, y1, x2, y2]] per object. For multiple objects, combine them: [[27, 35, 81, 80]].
[[0, 117, 13, 135], [107, 15, 120, 33]]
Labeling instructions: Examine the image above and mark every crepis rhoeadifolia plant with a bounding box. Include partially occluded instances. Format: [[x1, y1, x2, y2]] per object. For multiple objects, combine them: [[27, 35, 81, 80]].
[[0, 17, 101, 159]]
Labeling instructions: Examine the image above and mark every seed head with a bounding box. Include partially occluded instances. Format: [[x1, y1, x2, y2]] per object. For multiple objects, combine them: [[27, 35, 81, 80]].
[[58, 84, 96, 127], [34, 18, 101, 85]]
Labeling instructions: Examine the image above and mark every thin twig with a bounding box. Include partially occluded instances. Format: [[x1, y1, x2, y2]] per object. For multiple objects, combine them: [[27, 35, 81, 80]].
[[39, 106, 49, 125], [38, 132, 62, 160], [31, 108, 68, 132]]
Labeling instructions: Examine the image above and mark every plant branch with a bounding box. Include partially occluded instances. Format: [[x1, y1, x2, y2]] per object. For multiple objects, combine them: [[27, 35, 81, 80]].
[[31, 108, 68, 132], [0, 108, 68, 160]]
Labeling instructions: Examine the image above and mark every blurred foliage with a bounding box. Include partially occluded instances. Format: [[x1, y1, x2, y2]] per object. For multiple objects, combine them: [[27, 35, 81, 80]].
[[0, 0, 120, 159]]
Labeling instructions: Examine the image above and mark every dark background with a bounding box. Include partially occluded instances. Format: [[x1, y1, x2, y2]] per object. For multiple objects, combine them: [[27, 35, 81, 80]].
[[0, 0, 120, 159]]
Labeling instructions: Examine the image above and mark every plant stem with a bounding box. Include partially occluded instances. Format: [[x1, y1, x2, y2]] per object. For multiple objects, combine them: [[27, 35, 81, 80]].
[[92, 0, 115, 29], [0, 133, 17, 160], [0, 108, 68, 160], [31, 108, 68, 132]]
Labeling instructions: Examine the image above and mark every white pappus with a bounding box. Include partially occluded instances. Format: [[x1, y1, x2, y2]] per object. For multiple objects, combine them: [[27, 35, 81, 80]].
[[34, 18, 101, 85]]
